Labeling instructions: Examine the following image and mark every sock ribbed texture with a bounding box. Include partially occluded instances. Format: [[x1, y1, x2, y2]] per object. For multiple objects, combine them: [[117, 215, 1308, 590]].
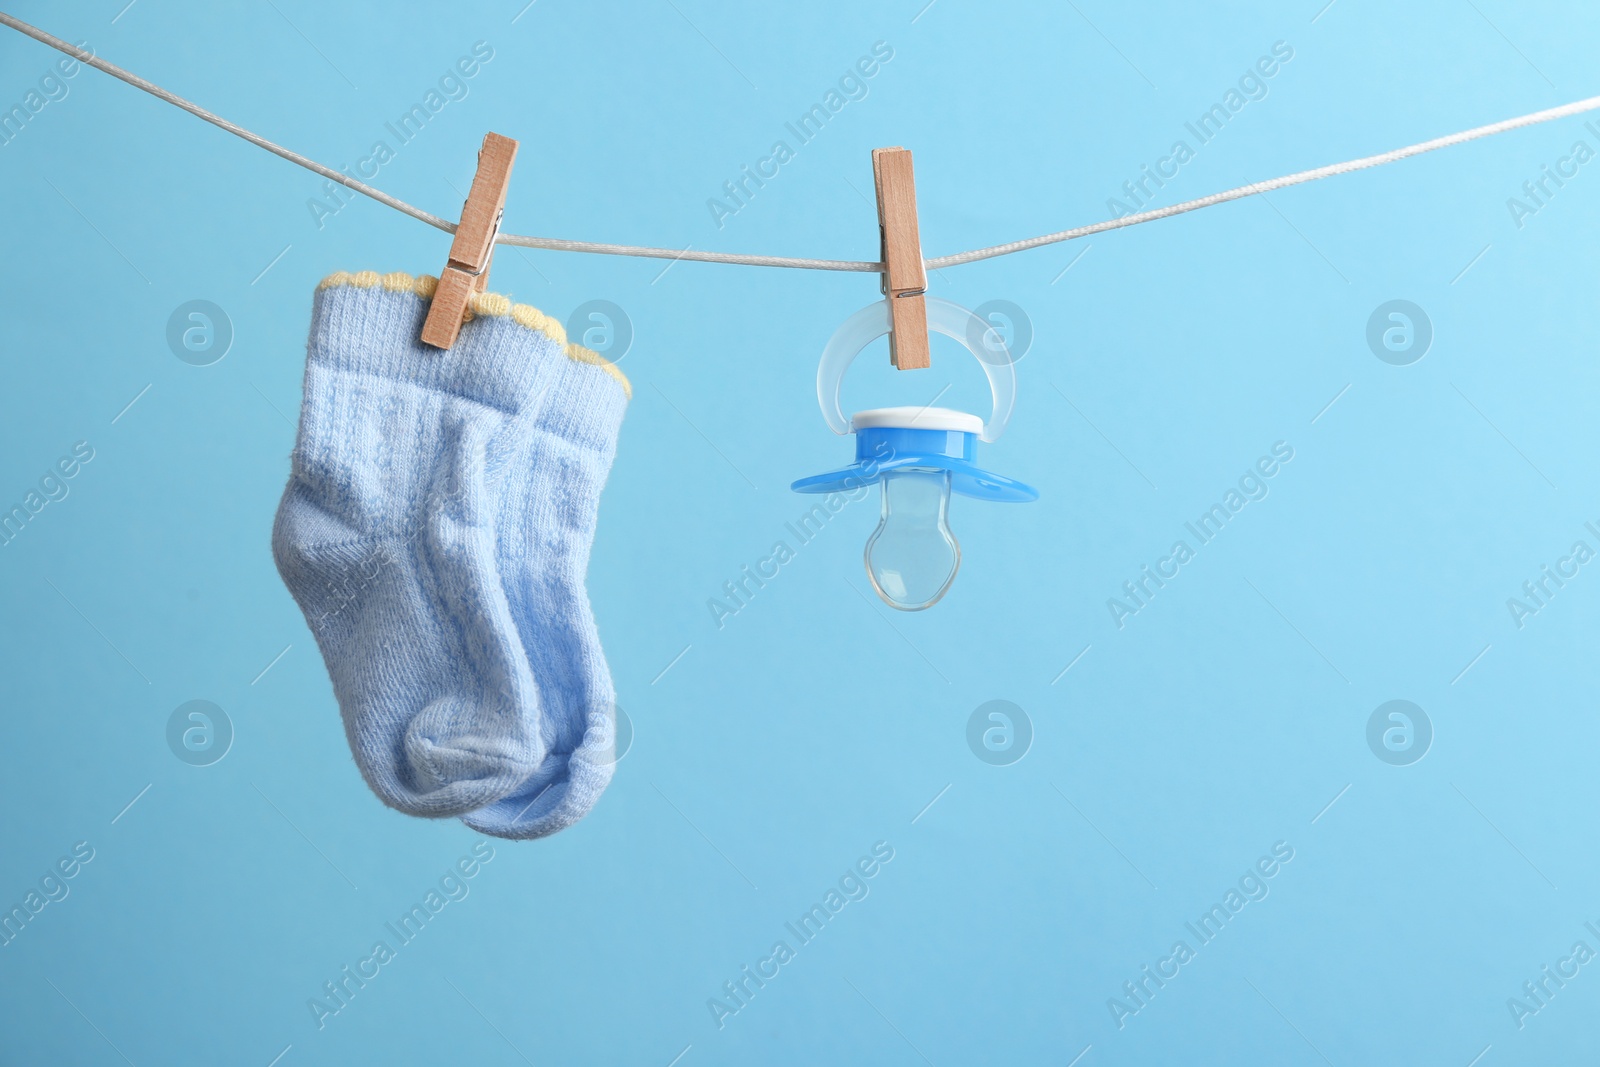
[[273, 277, 627, 835], [463, 345, 628, 839]]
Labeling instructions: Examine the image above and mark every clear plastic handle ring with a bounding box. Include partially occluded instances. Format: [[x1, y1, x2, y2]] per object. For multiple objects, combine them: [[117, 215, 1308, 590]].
[[815, 296, 1017, 444]]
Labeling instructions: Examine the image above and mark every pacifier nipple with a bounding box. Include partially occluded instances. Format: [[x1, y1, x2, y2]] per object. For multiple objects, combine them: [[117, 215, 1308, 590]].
[[865, 469, 960, 611]]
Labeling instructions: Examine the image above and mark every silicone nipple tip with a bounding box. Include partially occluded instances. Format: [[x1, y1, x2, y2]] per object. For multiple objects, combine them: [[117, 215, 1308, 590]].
[[864, 470, 960, 611]]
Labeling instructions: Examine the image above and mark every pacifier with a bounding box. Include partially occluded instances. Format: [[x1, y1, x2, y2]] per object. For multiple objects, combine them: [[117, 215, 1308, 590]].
[[791, 296, 1038, 611]]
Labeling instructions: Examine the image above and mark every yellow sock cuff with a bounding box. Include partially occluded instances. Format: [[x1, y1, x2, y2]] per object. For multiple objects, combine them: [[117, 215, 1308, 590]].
[[317, 270, 631, 399]]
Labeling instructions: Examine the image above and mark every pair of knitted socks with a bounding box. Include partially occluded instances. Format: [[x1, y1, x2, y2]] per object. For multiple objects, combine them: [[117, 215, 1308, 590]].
[[272, 272, 628, 839]]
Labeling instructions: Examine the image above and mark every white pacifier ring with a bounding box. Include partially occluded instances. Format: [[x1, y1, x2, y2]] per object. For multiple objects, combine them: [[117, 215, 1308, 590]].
[[816, 296, 1017, 444]]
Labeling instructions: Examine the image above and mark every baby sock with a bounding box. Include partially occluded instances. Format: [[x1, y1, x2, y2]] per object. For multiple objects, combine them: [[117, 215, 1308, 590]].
[[461, 339, 630, 840], [275, 273, 561, 818]]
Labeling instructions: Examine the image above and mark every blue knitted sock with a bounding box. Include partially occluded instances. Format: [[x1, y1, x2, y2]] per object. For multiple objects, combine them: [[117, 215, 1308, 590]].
[[462, 338, 630, 839], [274, 272, 626, 822]]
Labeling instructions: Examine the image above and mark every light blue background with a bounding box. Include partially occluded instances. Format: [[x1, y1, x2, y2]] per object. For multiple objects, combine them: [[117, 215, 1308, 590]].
[[3, 0, 1599, 1063]]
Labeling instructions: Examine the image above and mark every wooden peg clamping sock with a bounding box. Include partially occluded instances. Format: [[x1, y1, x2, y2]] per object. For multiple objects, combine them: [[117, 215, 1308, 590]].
[[420, 132, 519, 350]]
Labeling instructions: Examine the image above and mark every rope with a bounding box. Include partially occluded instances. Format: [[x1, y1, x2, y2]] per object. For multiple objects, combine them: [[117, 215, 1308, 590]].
[[4, 10, 1595, 275], [0, 13, 459, 232], [926, 94, 1600, 269]]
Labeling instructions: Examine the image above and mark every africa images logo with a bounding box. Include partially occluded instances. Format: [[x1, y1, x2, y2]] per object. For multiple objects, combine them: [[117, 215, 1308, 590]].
[[705, 842, 894, 1030], [1107, 841, 1295, 1030]]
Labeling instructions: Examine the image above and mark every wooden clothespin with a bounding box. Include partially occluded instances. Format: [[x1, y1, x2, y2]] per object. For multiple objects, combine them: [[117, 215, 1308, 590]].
[[871, 146, 930, 370], [420, 132, 520, 349]]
